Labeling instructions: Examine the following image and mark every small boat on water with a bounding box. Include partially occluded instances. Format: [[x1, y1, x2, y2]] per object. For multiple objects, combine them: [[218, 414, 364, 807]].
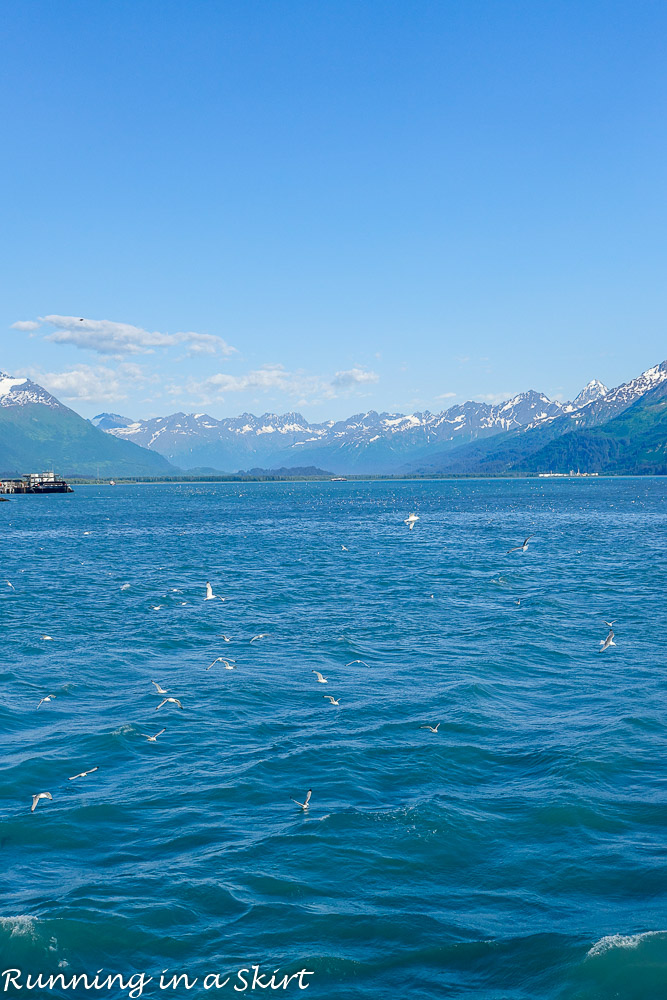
[[109, 480, 116, 486], [331, 477, 347, 482]]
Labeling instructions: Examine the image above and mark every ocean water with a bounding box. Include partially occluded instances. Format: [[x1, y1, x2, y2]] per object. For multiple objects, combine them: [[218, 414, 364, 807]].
[[1, 478, 666, 999]]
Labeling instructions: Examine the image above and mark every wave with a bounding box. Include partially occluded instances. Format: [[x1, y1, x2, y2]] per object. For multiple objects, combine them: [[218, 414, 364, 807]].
[[586, 929, 667, 958]]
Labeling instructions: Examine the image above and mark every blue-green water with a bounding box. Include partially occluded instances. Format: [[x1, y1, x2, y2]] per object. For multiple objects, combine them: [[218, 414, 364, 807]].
[[1, 478, 666, 999]]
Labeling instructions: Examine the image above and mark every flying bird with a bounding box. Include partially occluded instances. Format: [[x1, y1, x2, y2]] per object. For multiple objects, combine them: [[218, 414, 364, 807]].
[[205, 582, 224, 601], [250, 633, 269, 643], [40, 635, 54, 641], [37, 695, 56, 709], [312, 671, 328, 683], [141, 728, 166, 742], [31, 792, 52, 813], [599, 626, 616, 652], [507, 535, 533, 554], [5, 580, 14, 589], [341, 545, 348, 551], [291, 789, 312, 810], [68, 767, 98, 780], [219, 634, 232, 642], [151, 605, 164, 611], [151, 681, 168, 694], [206, 657, 236, 671], [120, 583, 131, 591], [421, 723, 440, 733], [156, 697, 183, 711], [345, 659, 369, 667], [405, 513, 419, 530], [324, 695, 340, 705]]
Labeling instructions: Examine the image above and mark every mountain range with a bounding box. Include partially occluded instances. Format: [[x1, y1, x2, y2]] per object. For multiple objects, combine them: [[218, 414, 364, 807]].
[[1, 361, 665, 477], [92, 361, 667, 475]]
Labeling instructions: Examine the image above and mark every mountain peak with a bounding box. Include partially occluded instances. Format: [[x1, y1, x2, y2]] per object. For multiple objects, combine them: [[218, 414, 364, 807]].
[[91, 412, 135, 430], [0, 371, 66, 409], [572, 379, 609, 408]]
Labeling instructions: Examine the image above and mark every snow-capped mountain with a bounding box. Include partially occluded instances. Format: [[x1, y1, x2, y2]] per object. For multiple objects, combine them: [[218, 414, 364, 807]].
[[0, 370, 175, 477], [560, 361, 667, 431], [572, 379, 609, 409], [0, 371, 67, 409], [90, 412, 135, 430]]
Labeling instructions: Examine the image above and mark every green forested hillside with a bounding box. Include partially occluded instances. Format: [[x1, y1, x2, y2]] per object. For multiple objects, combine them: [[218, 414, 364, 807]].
[[0, 404, 176, 477], [518, 382, 667, 474]]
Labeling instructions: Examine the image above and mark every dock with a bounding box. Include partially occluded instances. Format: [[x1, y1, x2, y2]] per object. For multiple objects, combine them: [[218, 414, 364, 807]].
[[0, 472, 74, 494]]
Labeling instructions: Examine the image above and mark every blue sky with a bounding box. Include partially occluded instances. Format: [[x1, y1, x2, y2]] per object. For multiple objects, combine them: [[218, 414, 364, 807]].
[[1, 0, 665, 420]]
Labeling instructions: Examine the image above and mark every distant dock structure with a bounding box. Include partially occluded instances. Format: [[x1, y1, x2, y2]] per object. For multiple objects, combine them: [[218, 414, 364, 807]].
[[0, 471, 73, 494]]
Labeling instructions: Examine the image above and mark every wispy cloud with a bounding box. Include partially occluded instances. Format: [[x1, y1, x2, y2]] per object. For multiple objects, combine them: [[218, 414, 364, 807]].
[[13, 314, 236, 358], [11, 320, 42, 332], [182, 364, 379, 404], [435, 391, 457, 400], [332, 367, 380, 388]]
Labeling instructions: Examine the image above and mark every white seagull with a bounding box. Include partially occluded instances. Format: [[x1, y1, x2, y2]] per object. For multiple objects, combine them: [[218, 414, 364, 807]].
[[206, 657, 236, 671], [599, 626, 616, 652], [151, 605, 164, 611], [507, 535, 533, 554], [205, 582, 224, 601], [250, 633, 269, 643], [405, 513, 419, 530], [312, 671, 328, 684], [5, 580, 14, 589], [324, 695, 340, 705], [345, 659, 370, 667], [151, 681, 168, 694], [219, 634, 232, 642], [421, 723, 440, 733], [69, 767, 98, 780], [40, 635, 54, 641], [141, 728, 166, 742], [291, 789, 312, 810], [120, 583, 131, 591], [37, 695, 56, 709], [156, 697, 183, 711], [31, 792, 52, 812], [341, 545, 348, 551]]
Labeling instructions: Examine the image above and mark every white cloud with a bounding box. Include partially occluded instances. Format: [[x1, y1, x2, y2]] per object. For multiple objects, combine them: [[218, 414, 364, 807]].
[[23, 314, 236, 358], [31, 363, 152, 403], [332, 367, 380, 388], [11, 320, 42, 331], [435, 391, 457, 400]]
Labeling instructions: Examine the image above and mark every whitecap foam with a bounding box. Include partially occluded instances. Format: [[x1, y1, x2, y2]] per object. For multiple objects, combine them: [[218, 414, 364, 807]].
[[0, 915, 37, 939], [587, 930, 667, 958]]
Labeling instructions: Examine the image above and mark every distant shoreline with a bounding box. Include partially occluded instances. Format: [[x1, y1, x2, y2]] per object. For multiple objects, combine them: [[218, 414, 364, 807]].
[[64, 472, 664, 485]]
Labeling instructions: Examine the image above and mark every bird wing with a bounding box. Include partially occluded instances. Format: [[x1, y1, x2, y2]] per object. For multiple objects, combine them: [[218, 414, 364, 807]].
[[156, 699, 167, 710], [156, 729, 166, 737], [31, 795, 39, 812], [304, 790, 312, 805]]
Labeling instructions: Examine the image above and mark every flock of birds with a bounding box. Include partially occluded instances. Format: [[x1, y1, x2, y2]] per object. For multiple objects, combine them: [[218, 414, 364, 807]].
[[17, 514, 617, 815]]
